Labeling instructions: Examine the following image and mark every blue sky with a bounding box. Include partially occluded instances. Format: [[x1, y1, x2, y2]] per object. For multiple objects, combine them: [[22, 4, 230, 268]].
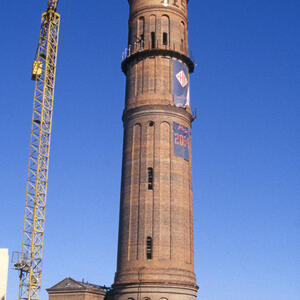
[[0, 0, 299, 299]]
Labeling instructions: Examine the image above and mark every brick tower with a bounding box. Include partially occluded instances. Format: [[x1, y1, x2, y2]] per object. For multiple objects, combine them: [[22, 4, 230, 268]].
[[112, 0, 198, 299]]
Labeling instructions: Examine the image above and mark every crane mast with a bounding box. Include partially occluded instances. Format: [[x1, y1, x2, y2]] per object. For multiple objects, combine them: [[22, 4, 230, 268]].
[[14, 1, 60, 299]]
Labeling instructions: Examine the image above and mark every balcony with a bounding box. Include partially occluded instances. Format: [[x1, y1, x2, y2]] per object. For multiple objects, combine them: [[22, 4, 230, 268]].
[[121, 40, 195, 74]]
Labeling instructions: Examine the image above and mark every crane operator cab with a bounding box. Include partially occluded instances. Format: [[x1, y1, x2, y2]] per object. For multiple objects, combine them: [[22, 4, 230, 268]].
[[31, 60, 42, 81]]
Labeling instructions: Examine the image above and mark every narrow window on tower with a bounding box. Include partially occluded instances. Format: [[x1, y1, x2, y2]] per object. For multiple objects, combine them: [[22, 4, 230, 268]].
[[148, 167, 153, 190], [146, 237, 153, 259], [163, 32, 168, 46], [150, 15, 156, 49], [161, 15, 170, 47], [151, 32, 156, 48], [138, 17, 145, 48], [180, 39, 184, 51], [181, 21, 185, 51]]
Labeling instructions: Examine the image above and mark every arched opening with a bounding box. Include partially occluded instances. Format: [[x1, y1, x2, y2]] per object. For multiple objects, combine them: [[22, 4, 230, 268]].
[[150, 15, 156, 49], [161, 15, 170, 47], [138, 17, 145, 47]]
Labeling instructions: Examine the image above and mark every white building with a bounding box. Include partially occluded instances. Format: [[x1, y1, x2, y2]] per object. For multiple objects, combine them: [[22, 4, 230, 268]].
[[0, 249, 8, 300]]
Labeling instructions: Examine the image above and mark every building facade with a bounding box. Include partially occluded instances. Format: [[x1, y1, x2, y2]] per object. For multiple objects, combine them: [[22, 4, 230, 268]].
[[47, 278, 107, 300], [0, 249, 9, 300], [112, 0, 198, 299]]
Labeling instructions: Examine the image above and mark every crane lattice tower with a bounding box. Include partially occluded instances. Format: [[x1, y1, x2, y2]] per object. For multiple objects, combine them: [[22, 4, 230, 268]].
[[14, 1, 60, 300]]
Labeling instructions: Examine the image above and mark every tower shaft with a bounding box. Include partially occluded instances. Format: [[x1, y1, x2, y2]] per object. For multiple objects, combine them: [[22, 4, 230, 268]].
[[113, 1, 197, 299]]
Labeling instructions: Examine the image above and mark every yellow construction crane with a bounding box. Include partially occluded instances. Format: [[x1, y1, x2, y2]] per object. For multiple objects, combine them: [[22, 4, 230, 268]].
[[13, 1, 60, 299]]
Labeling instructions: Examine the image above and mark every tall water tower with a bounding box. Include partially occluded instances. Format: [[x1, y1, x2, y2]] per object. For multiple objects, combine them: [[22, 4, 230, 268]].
[[112, 0, 198, 299]]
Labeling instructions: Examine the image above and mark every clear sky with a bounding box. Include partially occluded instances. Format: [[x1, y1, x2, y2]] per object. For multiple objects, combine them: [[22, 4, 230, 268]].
[[0, 0, 299, 299]]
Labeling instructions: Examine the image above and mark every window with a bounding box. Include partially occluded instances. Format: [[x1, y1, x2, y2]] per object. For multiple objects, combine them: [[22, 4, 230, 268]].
[[148, 168, 153, 190], [180, 39, 184, 51], [161, 15, 170, 46], [146, 237, 153, 259], [138, 17, 145, 44], [181, 21, 185, 51], [151, 32, 156, 48], [163, 32, 168, 46], [150, 15, 156, 45]]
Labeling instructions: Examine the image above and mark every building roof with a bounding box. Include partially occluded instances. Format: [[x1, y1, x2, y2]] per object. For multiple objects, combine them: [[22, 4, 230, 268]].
[[46, 277, 108, 295]]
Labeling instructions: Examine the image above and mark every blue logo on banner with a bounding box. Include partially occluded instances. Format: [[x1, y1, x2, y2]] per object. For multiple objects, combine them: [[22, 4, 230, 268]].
[[173, 60, 190, 108], [173, 122, 190, 161]]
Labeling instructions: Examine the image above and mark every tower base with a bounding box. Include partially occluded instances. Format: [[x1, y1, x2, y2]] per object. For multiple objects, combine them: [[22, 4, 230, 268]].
[[111, 282, 198, 300]]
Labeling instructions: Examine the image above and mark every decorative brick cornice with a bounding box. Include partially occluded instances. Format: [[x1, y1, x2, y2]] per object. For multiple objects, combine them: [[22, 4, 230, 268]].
[[122, 104, 195, 124]]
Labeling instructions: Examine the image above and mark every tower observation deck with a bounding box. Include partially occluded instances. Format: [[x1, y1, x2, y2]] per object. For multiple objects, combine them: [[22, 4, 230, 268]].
[[112, 0, 198, 299]]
